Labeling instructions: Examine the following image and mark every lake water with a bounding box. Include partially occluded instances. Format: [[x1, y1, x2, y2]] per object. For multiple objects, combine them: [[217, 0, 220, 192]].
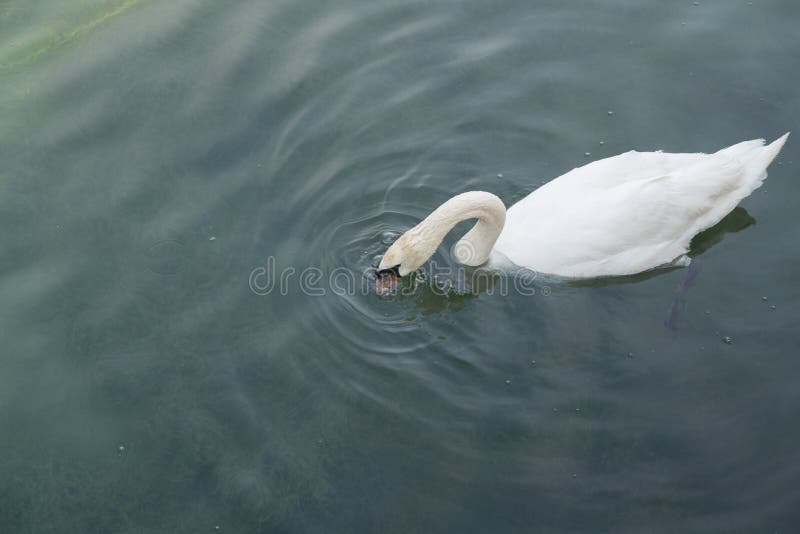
[[1, 1, 799, 532]]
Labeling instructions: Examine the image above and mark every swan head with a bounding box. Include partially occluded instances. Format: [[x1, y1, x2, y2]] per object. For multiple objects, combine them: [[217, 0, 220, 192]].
[[377, 232, 430, 277]]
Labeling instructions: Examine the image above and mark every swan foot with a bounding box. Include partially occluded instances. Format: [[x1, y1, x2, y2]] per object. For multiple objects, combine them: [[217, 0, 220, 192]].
[[665, 258, 703, 332]]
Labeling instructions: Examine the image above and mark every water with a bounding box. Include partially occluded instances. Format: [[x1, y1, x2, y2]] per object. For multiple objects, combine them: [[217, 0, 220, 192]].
[[2, 1, 799, 532]]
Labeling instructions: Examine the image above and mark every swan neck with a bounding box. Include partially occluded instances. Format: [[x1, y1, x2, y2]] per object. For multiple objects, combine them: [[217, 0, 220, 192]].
[[413, 191, 506, 266]]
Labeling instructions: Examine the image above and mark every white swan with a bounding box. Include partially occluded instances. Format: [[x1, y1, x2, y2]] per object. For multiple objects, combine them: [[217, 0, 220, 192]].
[[378, 134, 789, 279]]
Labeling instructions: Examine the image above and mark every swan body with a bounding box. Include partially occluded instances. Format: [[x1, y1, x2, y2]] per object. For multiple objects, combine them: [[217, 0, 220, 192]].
[[379, 134, 789, 278]]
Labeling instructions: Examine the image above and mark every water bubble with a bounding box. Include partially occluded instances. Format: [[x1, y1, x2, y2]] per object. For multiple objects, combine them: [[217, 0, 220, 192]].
[[497, 173, 504, 178], [722, 336, 733, 345], [530, 360, 536, 365], [770, 305, 776, 310], [762, 296, 768, 301], [208, 236, 216, 241], [627, 352, 634, 358], [381, 231, 398, 245], [607, 110, 614, 116], [118, 445, 125, 452], [584, 152, 591, 157], [505, 379, 511, 385], [552, 407, 559, 413], [693, 1, 699, 5], [599, 141, 605, 145]]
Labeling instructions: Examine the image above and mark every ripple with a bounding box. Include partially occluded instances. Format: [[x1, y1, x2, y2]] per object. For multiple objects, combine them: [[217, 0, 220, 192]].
[[145, 239, 186, 275], [277, 151, 492, 413], [453, 35, 517, 63]]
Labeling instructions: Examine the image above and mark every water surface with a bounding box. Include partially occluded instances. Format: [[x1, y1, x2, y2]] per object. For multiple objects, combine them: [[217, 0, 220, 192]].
[[1, 1, 799, 532]]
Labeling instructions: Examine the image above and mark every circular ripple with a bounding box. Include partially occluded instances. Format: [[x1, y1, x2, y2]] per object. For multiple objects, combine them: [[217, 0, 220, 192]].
[[145, 239, 187, 275]]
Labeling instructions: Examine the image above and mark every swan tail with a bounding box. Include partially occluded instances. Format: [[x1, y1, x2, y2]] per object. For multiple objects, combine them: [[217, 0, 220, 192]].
[[708, 132, 789, 197], [741, 132, 789, 195], [753, 132, 790, 173], [666, 133, 789, 257]]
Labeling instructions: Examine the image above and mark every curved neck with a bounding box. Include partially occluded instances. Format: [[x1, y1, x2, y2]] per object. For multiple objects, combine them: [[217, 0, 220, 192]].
[[410, 191, 506, 266]]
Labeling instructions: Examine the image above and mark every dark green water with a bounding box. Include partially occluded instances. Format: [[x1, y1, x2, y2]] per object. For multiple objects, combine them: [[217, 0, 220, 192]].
[[2, 1, 799, 532]]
